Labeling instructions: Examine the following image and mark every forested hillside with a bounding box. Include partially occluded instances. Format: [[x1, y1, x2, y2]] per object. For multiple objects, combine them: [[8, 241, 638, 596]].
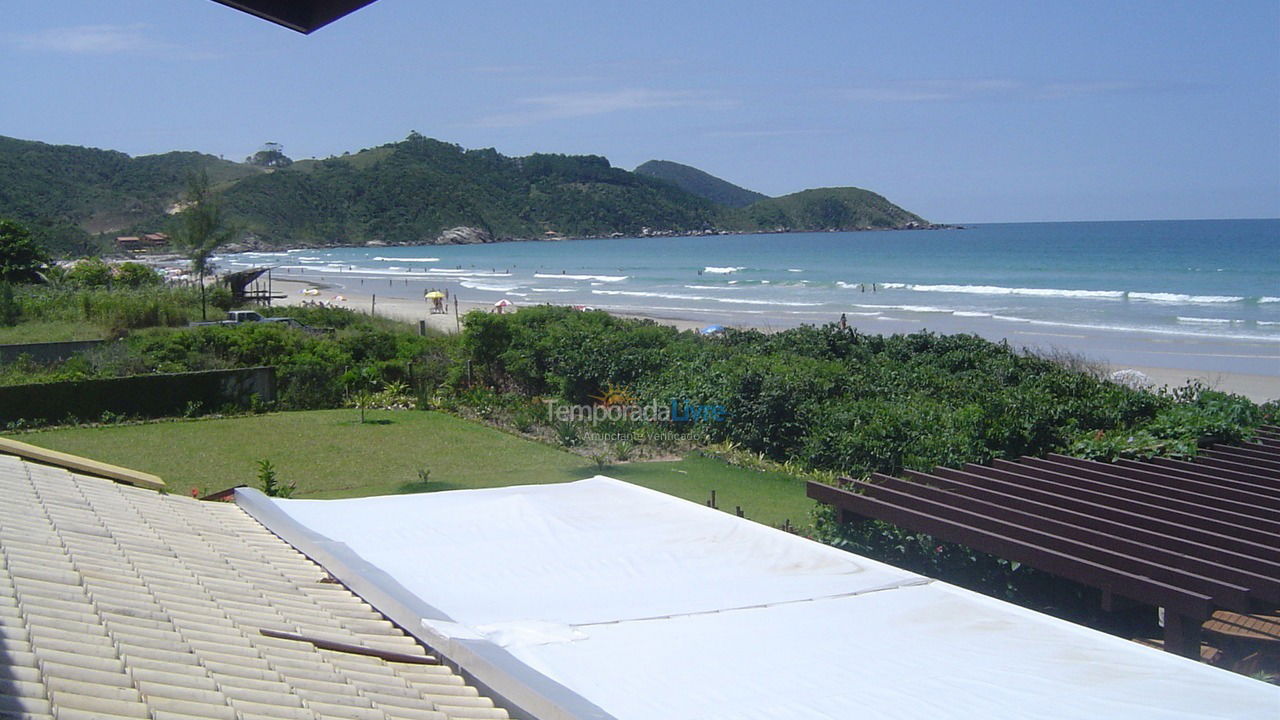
[[635, 159, 768, 208], [0, 132, 932, 252]]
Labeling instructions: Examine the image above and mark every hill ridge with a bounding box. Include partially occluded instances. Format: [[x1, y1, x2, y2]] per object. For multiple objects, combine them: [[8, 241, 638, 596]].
[[0, 133, 933, 253]]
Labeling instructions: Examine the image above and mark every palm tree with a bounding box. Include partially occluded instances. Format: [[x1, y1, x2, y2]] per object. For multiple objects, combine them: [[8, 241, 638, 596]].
[[174, 171, 235, 320]]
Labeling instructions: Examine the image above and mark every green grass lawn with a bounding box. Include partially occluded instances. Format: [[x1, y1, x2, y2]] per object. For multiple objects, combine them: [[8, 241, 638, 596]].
[[11, 409, 816, 529], [0, 320, 105, 344]]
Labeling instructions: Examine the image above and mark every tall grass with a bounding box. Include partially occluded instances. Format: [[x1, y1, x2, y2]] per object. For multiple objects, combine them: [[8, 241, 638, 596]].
[[14, 286, 205, 336]]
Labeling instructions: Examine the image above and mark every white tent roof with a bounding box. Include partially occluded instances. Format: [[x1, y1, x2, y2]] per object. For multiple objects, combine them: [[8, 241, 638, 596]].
[[245, 476, 1279, 720]]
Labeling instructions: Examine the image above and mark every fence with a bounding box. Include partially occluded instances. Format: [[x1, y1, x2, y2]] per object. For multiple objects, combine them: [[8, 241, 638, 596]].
[[0, 366, 276, 425], [0, 339, 106, 365]]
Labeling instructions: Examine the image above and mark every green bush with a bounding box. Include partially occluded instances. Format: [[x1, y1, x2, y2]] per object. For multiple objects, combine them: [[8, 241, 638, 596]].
[[0, 283, 18, 326], [65, 258, 114, 288], [114, 262, 163, 288]]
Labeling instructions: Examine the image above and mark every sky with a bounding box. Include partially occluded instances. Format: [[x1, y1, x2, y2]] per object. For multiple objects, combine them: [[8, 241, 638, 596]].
[[2, 1, 1277, 223]]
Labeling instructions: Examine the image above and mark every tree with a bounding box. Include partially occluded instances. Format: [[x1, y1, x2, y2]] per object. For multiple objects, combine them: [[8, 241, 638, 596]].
[[246, 142, 292, 168], [174, 172, 235, 320], [115, 262, 163, 288], [0, 218, 50, 284], [66, 257, 114, 288]]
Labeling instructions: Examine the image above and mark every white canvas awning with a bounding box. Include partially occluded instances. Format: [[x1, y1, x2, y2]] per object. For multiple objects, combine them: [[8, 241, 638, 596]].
[[239, 476, 1280, 720]]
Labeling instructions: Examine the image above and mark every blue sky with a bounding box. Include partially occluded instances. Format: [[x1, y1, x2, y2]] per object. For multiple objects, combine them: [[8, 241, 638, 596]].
[[2, 1, 1277, 223]]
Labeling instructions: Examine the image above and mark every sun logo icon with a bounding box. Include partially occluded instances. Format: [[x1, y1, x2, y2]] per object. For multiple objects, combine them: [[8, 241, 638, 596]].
[[590, 383, 636, 407]]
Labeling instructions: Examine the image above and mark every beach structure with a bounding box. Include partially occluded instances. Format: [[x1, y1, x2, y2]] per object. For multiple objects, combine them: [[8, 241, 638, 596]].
[[809, 427, 1280, 667], [114, 233, 170, 254], [0, 443, 512, 720], [223, 267, 285, 306]]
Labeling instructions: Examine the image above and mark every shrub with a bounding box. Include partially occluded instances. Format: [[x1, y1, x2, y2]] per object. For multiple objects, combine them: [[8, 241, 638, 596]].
[[0, 282, 18, 326], [65, 258, 114, 288], [114, 262, 163, 288]]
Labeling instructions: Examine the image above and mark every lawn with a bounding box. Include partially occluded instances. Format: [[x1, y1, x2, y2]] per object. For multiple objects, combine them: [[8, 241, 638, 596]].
[[0, 320, 104, 344], [11, 409, 816, 530]]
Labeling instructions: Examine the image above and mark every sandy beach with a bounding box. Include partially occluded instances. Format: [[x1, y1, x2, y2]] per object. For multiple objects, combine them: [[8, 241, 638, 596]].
[[270, 277, 1279, 402]]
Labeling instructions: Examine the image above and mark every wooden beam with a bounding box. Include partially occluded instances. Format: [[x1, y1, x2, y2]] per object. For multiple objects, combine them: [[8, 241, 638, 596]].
[[916, 466, 1280, 557], [258, 628, 438, 664], [806, 481, 1215, 619], [849, 479, 1256, 609], [877, 473, 1280, 601], [0, 437, 165, 489]]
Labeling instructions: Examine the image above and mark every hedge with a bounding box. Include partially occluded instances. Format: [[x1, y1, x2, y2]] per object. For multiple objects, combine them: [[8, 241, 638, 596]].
[[0, 366, 275, 425]]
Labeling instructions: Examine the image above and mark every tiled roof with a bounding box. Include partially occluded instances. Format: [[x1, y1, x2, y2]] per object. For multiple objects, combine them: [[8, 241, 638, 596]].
[[0, 453, 510, 720]]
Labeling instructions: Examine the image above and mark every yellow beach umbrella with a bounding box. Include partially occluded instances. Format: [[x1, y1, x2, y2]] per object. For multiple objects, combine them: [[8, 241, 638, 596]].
[[425, 291, 445, 299]]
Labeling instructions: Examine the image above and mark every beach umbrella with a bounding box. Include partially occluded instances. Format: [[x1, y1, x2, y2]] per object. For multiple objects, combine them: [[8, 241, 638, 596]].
[[494, 299, 513, 307], [700, 324, 726, 335], [425, 291, 445, 299]]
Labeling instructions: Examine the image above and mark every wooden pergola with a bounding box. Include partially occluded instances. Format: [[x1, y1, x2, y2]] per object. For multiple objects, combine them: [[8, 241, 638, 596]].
[[808, 426, 1280, 659]]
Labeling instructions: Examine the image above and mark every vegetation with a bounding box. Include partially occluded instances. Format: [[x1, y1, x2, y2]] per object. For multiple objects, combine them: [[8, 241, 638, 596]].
[[0, 283, 206, 350], [220, 137, 725, 243], [4, 297, 1273, 609], [634, 159, 768, 208], [0, 133, 930, 253], [10, 410, 812, 526], [730, 187, 928, 231], [0, 135, 260, 252], [0, 219, 50, 283], [172, 172, 235, 320]]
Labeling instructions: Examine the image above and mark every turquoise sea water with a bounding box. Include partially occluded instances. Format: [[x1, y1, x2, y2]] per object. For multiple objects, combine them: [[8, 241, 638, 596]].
[[219, 219, 1279, 346]]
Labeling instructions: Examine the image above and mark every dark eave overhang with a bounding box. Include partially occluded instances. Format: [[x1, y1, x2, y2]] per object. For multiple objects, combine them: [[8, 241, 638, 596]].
[[210, 0, 379, 34]]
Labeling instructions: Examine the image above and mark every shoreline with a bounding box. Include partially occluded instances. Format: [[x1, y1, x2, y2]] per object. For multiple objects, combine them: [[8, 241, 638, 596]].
[[269, 277, 1279, 403]]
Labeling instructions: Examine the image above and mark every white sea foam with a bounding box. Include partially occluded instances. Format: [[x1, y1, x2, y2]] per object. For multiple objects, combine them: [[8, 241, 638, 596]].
[[953, 311, 993, 318], [1259, 321, 1280, 326], [594, 290, 708, 301], [854, 304, 953, 314], [1129, 292, 1243, 304], [1260, 297, 1280, 304], [787, 268, 804, 273], [704, 266, 745, 274], [528, 287, 576, 293], [684, 285, 741, 290], [373, 256, 439, 262], [1177, 316, 1237, 325], [900, 283, 1125, 300], [534, 273, 628, 282], [422, 269, 512, 277], [461, 281, 522, 292], [591, 289, 821, 308], [714, 298, 823, 307]]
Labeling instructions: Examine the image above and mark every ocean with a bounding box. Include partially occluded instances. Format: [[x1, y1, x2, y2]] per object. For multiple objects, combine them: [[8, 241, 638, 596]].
[[216, 219, 1280, 373]]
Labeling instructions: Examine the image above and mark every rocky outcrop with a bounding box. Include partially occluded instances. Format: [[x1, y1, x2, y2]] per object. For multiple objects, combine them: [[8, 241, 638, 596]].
[[434, 226, 493, 245]]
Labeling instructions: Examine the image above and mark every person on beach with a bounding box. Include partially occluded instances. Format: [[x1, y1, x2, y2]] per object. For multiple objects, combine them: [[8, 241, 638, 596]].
[[839, 313, 848, 329]]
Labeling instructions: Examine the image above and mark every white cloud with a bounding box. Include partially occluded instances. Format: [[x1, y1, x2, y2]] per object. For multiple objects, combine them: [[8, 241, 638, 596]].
[[843, 78, 1145, 103], [477, 88, 725, 127], [15, 24, 164, 55]]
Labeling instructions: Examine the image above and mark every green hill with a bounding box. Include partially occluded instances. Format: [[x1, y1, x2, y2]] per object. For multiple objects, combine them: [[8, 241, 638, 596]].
[[0, 135, 261, 251], [634, 160, 768, 208], [219, 135, 722, 244], [0, 133, 932, 252], [732, 187, 928, 231]]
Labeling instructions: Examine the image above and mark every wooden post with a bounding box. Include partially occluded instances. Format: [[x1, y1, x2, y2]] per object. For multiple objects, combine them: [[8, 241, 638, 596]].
[[418, 320, 427, 336], [454, 296, 461, 333], [1162, 610, 1203, 659], [371, 294, 376, 316]]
